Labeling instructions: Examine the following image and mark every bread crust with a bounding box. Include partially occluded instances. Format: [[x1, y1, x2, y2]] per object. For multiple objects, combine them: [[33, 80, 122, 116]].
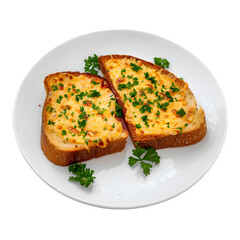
[[98, 55, 207, 149], [41, 71, 128, 166]]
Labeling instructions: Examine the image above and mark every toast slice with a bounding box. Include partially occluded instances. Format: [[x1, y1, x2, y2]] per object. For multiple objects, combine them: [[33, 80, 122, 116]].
[[98, 55, 206, 149], [41, 72, 129, 166]]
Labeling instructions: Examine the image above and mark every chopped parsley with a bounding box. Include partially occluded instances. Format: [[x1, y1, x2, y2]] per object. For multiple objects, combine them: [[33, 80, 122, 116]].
[[92, 103, 100, 110], [46, 106, 54, 113], [121, 69, 126, 78], [141, 115, 149, 127], [157, 102, 169, 111], [132, 99, 142, 107], [56, 95, 63, 104], [78, 119, 87, 129], [130, 63, 143, 72], [177, 108, 186, 117], [146, 87, 154, 93], [154, 57, 170, 69], [61, 130, 67, 136], [139, 104, 152, 114], [147, 100, 154, 105], [184, 123, 189, 127], [47, 120, 55, 125], [165, 91, 174, 102], [170, 82, 180, 92], [161, 84, 166, 93], [135, 124, 141, 129], [133, 77, 139, 85], [177, 127, 183, 134], [129, 89, 137, 98], [51, 85, 58, 91], [144, 72, 157, 88], [91, 80, 100, 85], [97, 108, 106, 115], [88, 90, 101, 98], [75, 92, 88, 102], [112, 123, 115, 128], [115, 102, 123, 117], [118, 81, 134, 90]]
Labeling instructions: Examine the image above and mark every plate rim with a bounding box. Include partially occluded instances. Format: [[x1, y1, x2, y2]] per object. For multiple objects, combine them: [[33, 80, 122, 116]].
[[13, 29, 228, 209]]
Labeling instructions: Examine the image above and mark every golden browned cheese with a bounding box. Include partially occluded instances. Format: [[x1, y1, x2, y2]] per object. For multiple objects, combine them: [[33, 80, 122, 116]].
[[104, 57, 196, 136], [44, 72, 128, 150]]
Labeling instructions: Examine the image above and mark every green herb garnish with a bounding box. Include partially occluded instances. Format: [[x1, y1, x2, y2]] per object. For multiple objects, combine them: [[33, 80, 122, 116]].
[[177, 108, 186, 117], [84, 54, 100, 75], [135, 124, 141, 129], [157, 102, 169, 111], [139, 104, 152, 114], [121, 69, 126, 78], [144, 72, 157, 88], [154, 57, 170, 69], [128, 146, 160, 176], [88, 90, 101, 98], [56, 95, 63, 104], [75, 92, 88, 102], [141, 115, 149, 127], [165, 91, 174, 102], [47, 120, 55, 125], [68, 163, 95, 188], [170, 82, 180, 92], [130, 63, 143, 72], [115, 102, 123, 117], [91, 80, 100, 85], [129, 89, 137, 98], [51, 85, 58, 91], [177, 127, 183, 134], [61, 130, 67, 136], [46, 106, 54, 113], [78, 119, 87, 129]]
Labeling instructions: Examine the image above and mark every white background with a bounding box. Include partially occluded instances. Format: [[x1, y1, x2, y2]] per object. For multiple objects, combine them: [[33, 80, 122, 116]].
[[1, 0, 239, 239]]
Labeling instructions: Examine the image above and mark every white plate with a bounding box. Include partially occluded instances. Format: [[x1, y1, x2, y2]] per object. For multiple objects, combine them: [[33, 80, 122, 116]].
[[13, 30, 227, 209]]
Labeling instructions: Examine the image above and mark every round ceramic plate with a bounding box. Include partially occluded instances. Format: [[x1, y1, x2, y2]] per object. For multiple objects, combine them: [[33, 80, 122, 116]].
[[13, 30, 227, 209]]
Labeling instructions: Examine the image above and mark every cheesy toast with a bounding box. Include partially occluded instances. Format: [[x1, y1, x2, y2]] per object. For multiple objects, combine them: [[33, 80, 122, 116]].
[[41, 72, 129, 166], [98, 55, 206, 149]]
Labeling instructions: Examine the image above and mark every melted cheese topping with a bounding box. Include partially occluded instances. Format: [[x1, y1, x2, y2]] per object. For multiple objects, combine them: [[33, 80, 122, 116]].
[[105, 58, 196, 136], [45, 73, 127, 148]]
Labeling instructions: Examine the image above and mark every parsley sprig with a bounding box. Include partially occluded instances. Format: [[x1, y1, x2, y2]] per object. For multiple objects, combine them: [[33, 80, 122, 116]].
[[128, 146, 160, 176], [130, 63, 143, 72], [68, 163, 95, 188], [154, 57, 170, 69], [84, 54, 100, 75]]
